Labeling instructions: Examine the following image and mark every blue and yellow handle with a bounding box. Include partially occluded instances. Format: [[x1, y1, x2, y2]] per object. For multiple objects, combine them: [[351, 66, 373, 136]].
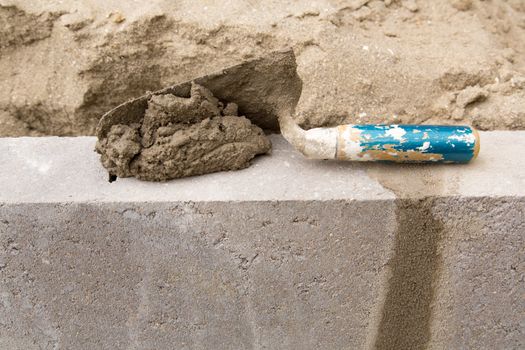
[[302, 124, 480, 163]]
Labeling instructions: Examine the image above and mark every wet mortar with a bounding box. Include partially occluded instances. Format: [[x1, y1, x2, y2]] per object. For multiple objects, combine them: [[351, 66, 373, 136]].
[[374, 197, 444, 350], [95, 83, 270, 181], [367, 165, 448, 349]]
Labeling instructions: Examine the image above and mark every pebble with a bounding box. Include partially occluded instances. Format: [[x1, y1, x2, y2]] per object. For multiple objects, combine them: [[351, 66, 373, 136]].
[[456, 86, 489, 108], [402, 0, 419, 12], [450, 0, 472, 11]]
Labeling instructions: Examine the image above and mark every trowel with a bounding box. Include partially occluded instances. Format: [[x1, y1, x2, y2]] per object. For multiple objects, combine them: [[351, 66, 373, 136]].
[[97, 48, 479, 179]]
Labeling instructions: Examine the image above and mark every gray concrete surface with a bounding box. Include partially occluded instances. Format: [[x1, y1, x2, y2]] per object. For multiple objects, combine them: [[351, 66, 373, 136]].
[[431, 197, 525, 350], [0, 132, 524, 349], [0, 136, 393, 203]]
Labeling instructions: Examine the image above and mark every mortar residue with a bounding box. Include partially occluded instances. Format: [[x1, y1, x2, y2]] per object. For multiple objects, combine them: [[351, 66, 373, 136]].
[[95, 83, 270, 181], [375, 197, 444, 350], [366, 164, 448, 348]]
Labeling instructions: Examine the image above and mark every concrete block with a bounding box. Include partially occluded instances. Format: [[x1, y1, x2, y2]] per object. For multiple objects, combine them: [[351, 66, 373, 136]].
[[430, 197, 525, 349], [0, 135, 397, 349], [0, 201, 396, 350], [0, 136, 392, 203], [0, 132, 524, 349]]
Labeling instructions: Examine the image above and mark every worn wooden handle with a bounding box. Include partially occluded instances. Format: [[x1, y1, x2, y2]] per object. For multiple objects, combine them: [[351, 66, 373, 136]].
[[303, 125, 480, 163]]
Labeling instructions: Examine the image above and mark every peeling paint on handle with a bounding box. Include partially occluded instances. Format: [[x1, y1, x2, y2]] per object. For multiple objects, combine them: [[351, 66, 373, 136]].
[[303, 125, 480, 163]]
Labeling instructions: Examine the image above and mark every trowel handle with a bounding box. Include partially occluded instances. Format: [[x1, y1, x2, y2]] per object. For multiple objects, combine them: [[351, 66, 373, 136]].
[[302, 124, 480, 163]]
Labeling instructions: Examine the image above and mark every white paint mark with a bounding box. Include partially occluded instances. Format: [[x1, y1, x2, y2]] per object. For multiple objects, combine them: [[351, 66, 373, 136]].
[[385, 125, 407, 141], [304, 127, 337, 159], [359, 112, 367, 118], [417, 141, 430, 152], [448, 133, 475, 145], [362, 45, 369, 51], [340, 127, 364, 160]]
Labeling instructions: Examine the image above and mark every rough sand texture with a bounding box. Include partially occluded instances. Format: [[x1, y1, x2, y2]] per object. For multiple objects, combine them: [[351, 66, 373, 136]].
[[1, 0, 525, 136], [95, 83, 270, 181]]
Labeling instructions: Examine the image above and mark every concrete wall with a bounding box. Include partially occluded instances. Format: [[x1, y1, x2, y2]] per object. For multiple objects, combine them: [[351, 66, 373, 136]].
[[1, 133, 524, 349]]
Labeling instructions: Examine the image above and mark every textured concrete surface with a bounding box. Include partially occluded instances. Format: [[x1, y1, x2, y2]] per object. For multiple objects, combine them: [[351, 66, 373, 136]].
[[431, 197, 525, 349], [0, 132, 524, 349], [0, 135, 393, 202], [0, 201, 396, 350], [1, 133, 525, 203]]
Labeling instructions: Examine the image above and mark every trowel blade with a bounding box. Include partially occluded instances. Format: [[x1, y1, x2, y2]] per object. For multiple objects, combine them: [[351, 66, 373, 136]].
[[96, 48, 302, 139]]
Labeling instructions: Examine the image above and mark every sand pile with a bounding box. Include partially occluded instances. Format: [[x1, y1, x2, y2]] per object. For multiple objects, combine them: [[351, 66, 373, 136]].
[[95, 83, 270, 181], [1, 0, 525, 135]]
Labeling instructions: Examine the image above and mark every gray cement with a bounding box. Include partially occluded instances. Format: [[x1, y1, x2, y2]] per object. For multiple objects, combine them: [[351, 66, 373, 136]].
[[0, 132, 524, 349]]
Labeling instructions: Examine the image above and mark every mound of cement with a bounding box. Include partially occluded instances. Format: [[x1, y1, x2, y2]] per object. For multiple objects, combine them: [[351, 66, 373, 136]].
[[95, 83, 270, 181]]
